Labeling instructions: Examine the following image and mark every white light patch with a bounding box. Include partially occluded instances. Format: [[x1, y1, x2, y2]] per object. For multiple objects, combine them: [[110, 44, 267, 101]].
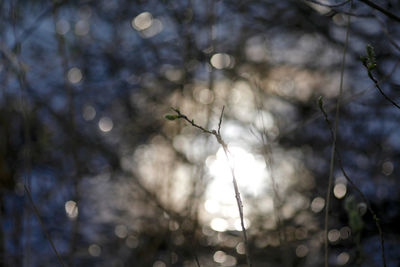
[[213, 251, 227, 263], [75, 20, 90, 36], [204, 199, 220, 214], [56, 20, 70, 35], [208, 146, 266, 197], [140, 19, 163, 38], [337, 252, 350, 265], [210, 218, 228, 232], [88, 244, 101, 257], [132, 12, 153, 31], [311, 197, 325, 213], [99, 117, 113, 132], [333, 183, 347, 199], [114, 225, 128, 238], [210, 53, 234, 69], [204, 146, 267, 226], [65, 200, 78, 219], [67, 67, 82, 84]]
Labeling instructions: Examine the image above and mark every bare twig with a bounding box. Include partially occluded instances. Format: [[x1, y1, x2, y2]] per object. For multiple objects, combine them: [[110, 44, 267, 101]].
[[13, 4, 56, 46], [250, 79, 289, 265], [365, 68, 400, 110], [11, 2, 34, 264], [358, 0, 400, 23], [218, 106, 225, 135], [24, 186, 66, 267], [171, 108, 213, 134], [194, 253, 201, 267], [279, 58, 400, 139], [51, 4, 82, 261], [375, 15, 400, 53], [360, 44, 400, 110], [318, 99, 387, 267], [170, 107, 252, 267], [324, 3, 351, 266]]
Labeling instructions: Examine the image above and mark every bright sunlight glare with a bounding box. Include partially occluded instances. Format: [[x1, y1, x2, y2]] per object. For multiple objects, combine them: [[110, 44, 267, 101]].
[[205, 146, 268, 226], [208, 146, 267, 196]]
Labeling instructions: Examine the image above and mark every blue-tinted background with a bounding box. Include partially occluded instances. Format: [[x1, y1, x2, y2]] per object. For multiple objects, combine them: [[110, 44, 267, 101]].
[[1, 0, 400, 266]]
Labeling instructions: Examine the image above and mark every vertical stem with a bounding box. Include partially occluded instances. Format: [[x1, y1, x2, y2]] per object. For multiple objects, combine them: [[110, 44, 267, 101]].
[[171, 108, 252, 266], [10, 2, 32, 265], [24, 186, 66, 267], [324, 2, 352, 267], [252, 79, 289, 265], [222, 147, 252, 267], [52, 4, 82, 262]]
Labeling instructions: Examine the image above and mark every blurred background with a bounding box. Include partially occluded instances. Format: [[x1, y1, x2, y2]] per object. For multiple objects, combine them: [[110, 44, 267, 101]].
[[1, 0, 400, 266]]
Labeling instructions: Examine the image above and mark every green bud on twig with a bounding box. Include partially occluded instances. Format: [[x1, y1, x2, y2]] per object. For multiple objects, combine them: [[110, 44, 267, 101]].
[[362, 44, 376, 71], [164, 114, 179, 121]]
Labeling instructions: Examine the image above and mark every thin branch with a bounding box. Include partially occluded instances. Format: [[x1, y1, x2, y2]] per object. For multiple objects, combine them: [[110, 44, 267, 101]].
[[337, 162, 386, 267], [365, 68, 400, 110], [304, 0, 373, 18], [221, 147, 251, 267], [194, 253, 201, 267], [171, 108, 214, 135], [11, 2, 34, 264], [280, 58, 400, 139], [218, 106, 225, 135], [13, 4, 55, 46], [318, 100, 387, 267], [375, 15, 400, 53], [170, 107, 252, 267], [250, 78, 289, 265], [331, 10, 373, 18], [324, 3, 351, 266], [24, 186, 66, 267], [358, 0, 400, 23], [123, 170, 184, 222]]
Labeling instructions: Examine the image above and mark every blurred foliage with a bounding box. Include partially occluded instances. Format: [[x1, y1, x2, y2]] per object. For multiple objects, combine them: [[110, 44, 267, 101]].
[[1, 0, 400, 266]]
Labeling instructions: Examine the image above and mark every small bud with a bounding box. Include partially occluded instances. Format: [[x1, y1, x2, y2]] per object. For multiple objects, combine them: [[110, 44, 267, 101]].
[[164, 114, 179, 121], [363, 44, 376, 71], [366, 44, 375, 61]]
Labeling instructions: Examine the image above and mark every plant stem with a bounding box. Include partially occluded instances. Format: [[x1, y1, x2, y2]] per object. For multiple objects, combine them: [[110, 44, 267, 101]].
[[324, 3, 351, 266], [172, 107, 252, 267], [319, 100, 386, 267], [24, 186, 66, 267], [367, 69, 400, 110]]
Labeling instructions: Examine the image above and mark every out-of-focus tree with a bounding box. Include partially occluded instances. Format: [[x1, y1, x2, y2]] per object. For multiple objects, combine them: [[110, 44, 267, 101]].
[[1, 0, 400, 266]]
